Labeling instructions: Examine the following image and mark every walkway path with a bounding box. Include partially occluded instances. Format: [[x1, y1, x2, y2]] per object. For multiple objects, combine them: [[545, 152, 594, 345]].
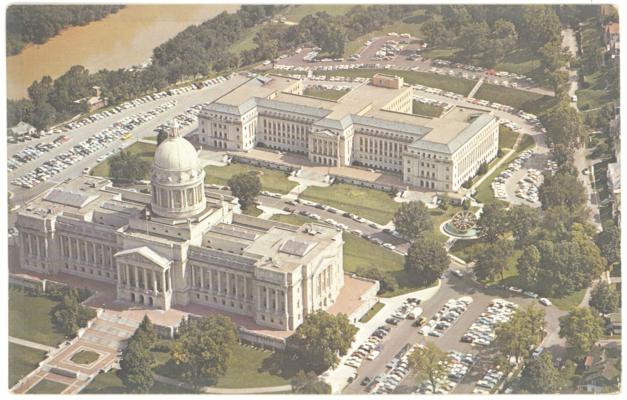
[[470, 132, 526, 191], [467, 77, 485, 98], [9, 336, 56, 353], [154, 373, 293, 394]]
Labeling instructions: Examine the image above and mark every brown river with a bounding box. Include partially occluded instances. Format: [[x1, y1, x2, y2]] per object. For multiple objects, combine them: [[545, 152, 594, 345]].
[[7, 4, 239, 99]]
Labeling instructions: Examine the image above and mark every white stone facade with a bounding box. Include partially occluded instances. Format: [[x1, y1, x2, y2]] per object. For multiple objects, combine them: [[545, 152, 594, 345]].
[[198, 74, 498, 192], [15, 123, 344, 331]]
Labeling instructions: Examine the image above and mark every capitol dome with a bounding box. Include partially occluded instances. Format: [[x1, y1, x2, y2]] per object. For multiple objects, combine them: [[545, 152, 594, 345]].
[[150, 121, 206, 219]]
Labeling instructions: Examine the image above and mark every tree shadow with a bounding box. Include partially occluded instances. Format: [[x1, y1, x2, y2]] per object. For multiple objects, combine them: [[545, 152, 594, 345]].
[[259, 351, 300, 380]]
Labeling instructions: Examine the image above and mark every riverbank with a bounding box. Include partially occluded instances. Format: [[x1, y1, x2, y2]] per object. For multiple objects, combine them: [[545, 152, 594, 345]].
[[7, 4, 240, 99]]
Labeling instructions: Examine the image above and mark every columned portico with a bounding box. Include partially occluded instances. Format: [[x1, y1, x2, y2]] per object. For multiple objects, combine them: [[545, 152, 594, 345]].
[[114, 247, 173, 310]]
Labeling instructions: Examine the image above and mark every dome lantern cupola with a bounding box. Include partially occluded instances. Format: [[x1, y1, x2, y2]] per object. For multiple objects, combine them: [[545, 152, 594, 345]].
[[150, 121, 206, 218]]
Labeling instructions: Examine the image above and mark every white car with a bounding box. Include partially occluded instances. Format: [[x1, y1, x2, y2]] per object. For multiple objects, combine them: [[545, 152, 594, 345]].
[[539, 297, 552, 306]]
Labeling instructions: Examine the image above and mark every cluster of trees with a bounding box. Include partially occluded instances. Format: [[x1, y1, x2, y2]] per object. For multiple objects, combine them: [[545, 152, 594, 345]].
[[7, 5, 124, 55], [408, 341, 448, 392], [119, 316, 158, 393], [291, 371, 332, 394], [228, 172, 262, 211], [108, 150, 151, 182], [355, 266, 398, 295], [51, 288, 97, 336], [171, 315, 239, 389], [589, 281, 620, 315], [287, 310, 357, 374], [494, 305, 546, 366], [559, 307, 604, 357], [421, 4, 566, 83], [392, 201, 433, 241]]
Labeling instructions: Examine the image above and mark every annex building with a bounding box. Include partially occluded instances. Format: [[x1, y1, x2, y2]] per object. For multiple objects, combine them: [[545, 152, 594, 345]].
[[198, 73, 499, 192], [15, 123, 351, 337]]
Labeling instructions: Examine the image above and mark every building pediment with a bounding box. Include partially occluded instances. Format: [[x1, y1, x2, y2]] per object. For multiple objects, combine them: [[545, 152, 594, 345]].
[[114, 246, 171, 269]]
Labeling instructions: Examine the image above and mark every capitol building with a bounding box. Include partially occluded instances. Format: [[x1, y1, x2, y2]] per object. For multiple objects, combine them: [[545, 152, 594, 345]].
[[15, 123, 351, 334]]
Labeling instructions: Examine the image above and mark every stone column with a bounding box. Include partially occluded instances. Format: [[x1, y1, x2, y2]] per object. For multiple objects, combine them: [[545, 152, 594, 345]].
[[226, 273, 230, 297], [162, 271, 167, 295], [275, 290, 279, 312], [117, 263, 122, 285], [217, 271, 222, 294], [265, 287, 270, 310], [244, 277, 248, 300], [191, 265, 196, 288], [200, 267, 205, 289], [152, 270, 157, 292], [134, 266, 139, 288], [208, 269, 213, 292]]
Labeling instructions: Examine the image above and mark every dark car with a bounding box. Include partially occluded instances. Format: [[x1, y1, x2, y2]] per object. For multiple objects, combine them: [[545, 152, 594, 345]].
[[360, 377, 371, 386], [386, 318, 400, 325]]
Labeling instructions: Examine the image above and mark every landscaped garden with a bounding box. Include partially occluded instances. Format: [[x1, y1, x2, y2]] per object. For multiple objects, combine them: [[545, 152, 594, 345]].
[[359, 302, 385, 323], [299, 183, 400, 225], [204, 163, 297, 195], [70, 350, 100, 365], [8, 343, 46, 388], [9, 288, 66, 347], [303, 87, 349, 101], [412, 101, 444, 117]]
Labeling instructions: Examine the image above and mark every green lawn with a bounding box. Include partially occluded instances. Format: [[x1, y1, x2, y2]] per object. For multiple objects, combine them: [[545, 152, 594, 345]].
[[282, 4, 355, 22], [205, 163, 297, 195], [420, 47, 461, 61], [576, 68, 618, 111], [474, 134, 535, 204], [70, 350, 100, 365], [314, 69, 476, 95], [549, 288, 587, 312], [82, 369, 194, 394], [359, 302, 385, 323], [151, 343, 292, 389], [8, 343, 46, 388], [270, 213, 436, 296], [495, 48, 542, 78], [303, 88, 348, 100], [300, 183, 400, 225], [91, 142, 156, 178], [242, 205, 263, 217], [474, 84, 556, 115], [231, 24, 266, 54], [499, 125, 519, 150], [9, 289, 66, 347], [28, 379, 67, 394], [412, 101, 443, 117]]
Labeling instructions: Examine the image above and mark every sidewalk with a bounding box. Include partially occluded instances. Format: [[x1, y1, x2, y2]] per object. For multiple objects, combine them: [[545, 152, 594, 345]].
[[153, 373, 292, 394], [9, 336, 56, 353]]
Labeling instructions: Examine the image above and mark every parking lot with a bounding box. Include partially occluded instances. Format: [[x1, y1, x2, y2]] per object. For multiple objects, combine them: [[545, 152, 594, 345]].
[[8, 74, 249, 206], [342, 272, 562, 394]]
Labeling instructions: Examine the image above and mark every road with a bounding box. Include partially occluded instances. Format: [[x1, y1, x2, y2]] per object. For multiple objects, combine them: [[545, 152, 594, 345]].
[[8, 75, 249, 205], [562, 27, 602, 231]]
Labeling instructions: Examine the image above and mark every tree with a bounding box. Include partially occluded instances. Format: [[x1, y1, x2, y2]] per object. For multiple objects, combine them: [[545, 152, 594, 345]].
[[228, 172, 262, 210], [494, 305, 546, 365], [508, 205, 540, 246], [589, 281, 619, 315], [457, 21, 490, 61], [517, 245, 541, 288], [476, 201, 509, 242], [109, 151, 151, 182], [171, 316, 238, 388], [404, 238, 449, 285], [393, 201, 433, 241], [51, 288, 96, 336], [559, 307, 603, 357], [287, 310, 357, 374], [136, 315, 157, 348], [596, 221, 620, 267], [421, 20, 448, 46], [539, 172, 587, 212], [291, 370, 332, 394], [474, 239, 514, 281], [120, 330, 155, 393], [156, 129, 169, 145], [408, 341, 447, 392], [519, 352, 561, 393]]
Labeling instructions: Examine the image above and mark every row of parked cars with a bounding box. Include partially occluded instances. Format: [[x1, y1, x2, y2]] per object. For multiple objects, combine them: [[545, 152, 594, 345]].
[[431, 58, 535, 86], [11, 100, 177, 189], [385, 297, 423, 325], [420, 297, 473, 337], [462, 298, 517, 346], [491, 149, 535, 201], [8, 140, 62, 172], [415, 351, 476, 394], [366, 342, 417, 394], [515, 168, 543, 204], [473, 369, 506, 394]]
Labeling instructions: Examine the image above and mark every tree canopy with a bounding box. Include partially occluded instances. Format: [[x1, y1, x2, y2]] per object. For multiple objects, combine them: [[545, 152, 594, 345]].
[[291, 371, 332, 394], [393, 201, 433, 241], [408, 341, 448, 392], [559, 307, 603, 357], [171, 315, 238, 388], [519, 352, 562, 393], [589, 281, 619, 315], [109, 151, 151, 182], [405, 238, 449, 285], [287, 311, 357, 374], [228, 172, 262, 210], [477, 201, 509, 242], [119, 316, 157, 393]]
